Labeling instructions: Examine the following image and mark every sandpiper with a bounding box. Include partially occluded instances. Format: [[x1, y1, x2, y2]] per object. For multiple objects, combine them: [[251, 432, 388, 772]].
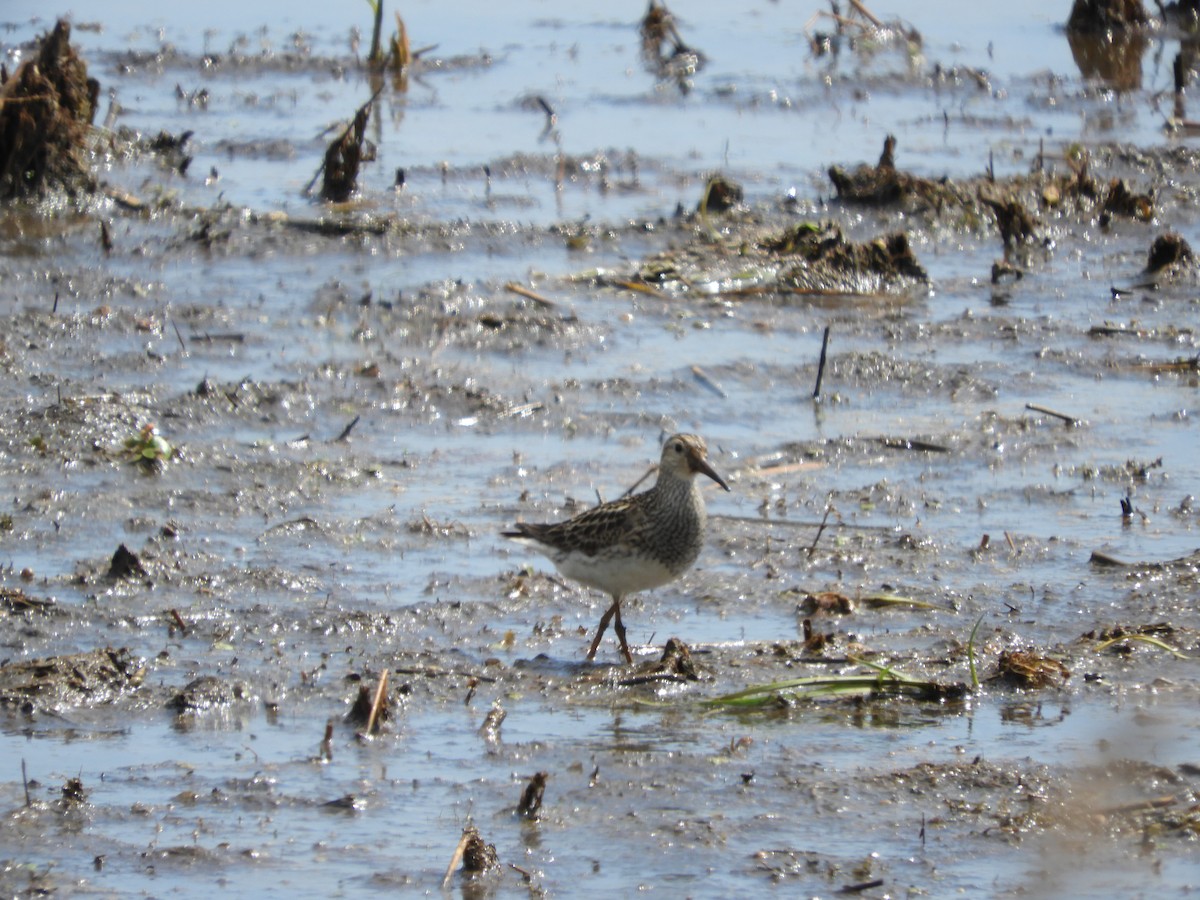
[[503, 433, 729, 663]]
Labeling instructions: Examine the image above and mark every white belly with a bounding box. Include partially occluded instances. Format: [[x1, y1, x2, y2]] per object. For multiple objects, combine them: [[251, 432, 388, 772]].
[[551, 548, 679, 598]]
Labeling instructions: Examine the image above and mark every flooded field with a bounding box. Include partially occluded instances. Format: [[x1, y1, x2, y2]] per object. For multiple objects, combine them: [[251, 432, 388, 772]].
[[1, 1, 1199, 897]]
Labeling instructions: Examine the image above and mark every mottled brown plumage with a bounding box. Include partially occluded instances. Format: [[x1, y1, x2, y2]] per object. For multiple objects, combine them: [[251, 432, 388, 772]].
[[504, 433, 729, 663]]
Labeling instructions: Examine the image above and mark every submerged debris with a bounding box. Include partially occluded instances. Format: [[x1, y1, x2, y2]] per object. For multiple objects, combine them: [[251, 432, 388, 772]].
[[168, 675, 251, 712], [990, 650, 1071, 688], [619, 637, 701, 685], [0, 19, 98, 198], [0, 587, 55, 614], [771, 224, 928, 294], [0, 648, 146, 709]]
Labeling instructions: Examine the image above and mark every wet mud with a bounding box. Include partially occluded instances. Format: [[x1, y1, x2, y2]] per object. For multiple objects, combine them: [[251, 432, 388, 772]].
[[2, 5, 1200, 898]]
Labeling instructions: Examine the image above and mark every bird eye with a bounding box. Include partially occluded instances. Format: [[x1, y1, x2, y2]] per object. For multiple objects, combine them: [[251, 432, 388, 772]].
[[673, 442, 684, 453]]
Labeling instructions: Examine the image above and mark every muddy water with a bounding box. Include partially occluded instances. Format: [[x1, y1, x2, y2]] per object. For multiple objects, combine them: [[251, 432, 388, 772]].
[[2, 2, 1200, 897]]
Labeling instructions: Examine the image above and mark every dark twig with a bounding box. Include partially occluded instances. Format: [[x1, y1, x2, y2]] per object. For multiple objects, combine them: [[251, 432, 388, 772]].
[[691, 365, 727, 398], [333, 415, 360, 442], [807, 495, 834, 558], [320, 720, 334, 762], [1025, 402, 1079, 426], [504, 281, 556, 308], [813, 325, 831, 400], [840, 879, 885, 894]]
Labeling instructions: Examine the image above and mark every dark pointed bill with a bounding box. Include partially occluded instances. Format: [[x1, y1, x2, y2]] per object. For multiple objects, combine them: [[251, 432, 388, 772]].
[[687, 447, 730, 491]]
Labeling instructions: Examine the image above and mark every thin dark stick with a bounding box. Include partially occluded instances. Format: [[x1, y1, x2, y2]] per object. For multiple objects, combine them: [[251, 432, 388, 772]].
[[320, 720, 334, 761], [807, 495, 834, 558], [334, 415, 360, 442], [1174, 52, 1185, 121], [812, 325, 831, 400], [1025, 402, 1078, 425], [22, 759, 30, 807], [171, 320, 187, 353], [839, 879, 884, 894]]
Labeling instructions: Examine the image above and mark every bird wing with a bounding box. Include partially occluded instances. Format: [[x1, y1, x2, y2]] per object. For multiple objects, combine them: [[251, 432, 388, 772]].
[[510, 496, 646, 557]]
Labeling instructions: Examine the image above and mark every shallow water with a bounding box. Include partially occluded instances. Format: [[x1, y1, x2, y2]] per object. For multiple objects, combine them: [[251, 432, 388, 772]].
[[3, 1, 1200, 897]]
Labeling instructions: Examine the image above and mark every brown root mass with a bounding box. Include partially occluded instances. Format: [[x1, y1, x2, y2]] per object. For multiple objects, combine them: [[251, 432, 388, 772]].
[[1066, 0, 1149, 32], [321, 95, 375, 202], [0, 19, 98, 198]]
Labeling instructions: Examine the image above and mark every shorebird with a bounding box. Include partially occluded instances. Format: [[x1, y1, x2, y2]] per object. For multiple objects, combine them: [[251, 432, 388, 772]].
[[503, 433, 729, 663]]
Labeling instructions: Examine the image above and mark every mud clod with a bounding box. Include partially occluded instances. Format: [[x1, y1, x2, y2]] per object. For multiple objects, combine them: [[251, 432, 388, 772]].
[[828, 135, 952, 208], [107, 543, 148, 580], [1145, 232, 1194, 274], [797, 591, 855, 615], [828, 135, 904, 205], [168, 675, 250, 712], [61, 777, 87, 805], [701, 175, 743, 213], [517, 771, 548, 818]]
